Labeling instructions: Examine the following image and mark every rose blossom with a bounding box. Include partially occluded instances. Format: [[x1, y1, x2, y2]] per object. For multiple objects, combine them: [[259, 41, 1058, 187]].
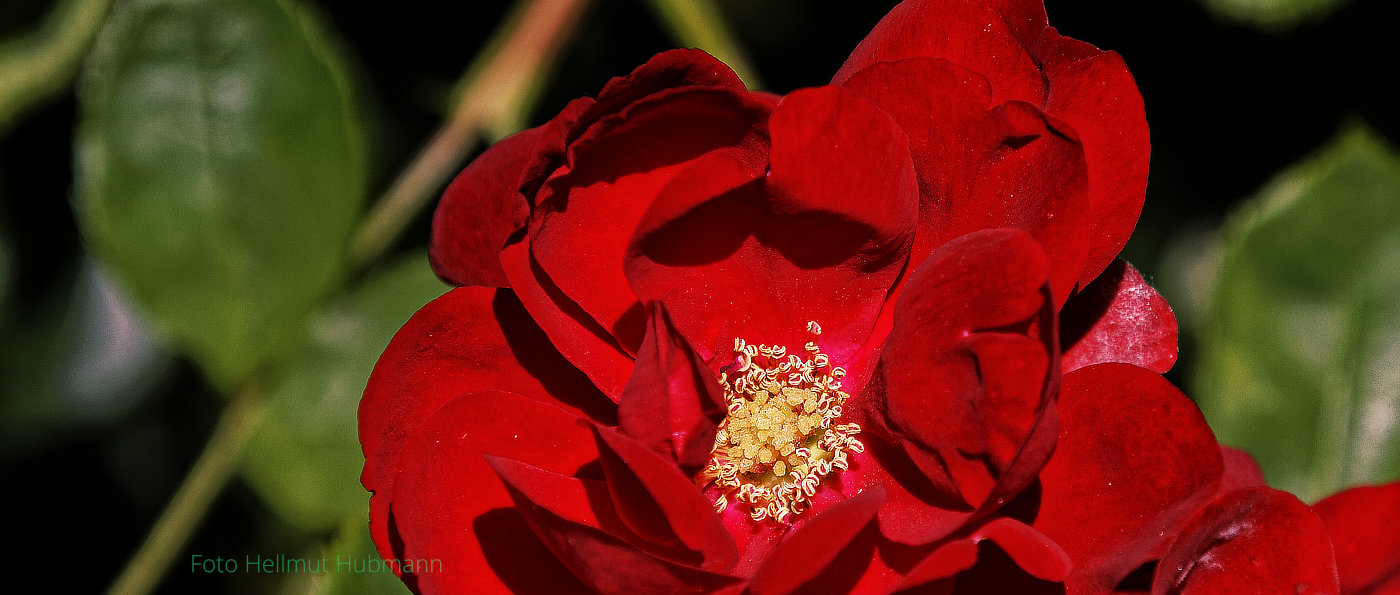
[[360, 1, 1388, 593]]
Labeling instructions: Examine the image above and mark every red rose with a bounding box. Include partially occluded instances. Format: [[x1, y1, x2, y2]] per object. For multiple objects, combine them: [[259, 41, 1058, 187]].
[[359, 1, 1350, 593], [833, 0, 1150, 301], [1313, 480, 1400, 594]]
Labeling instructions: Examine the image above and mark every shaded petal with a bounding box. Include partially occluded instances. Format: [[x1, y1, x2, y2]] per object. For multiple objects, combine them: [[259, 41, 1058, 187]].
[[590, 48, 750, 120], [1061, 259, 1178, 373], [894, 517, 1072, 591], [845, 436, 973, 547], [626, 85, 917, 369], [513, 48, 750, 211], [1041, 30, 1150, 287], [895, 522, 1069, 593], [1035, 363, 1223, 593], [833, 0, 1049, 105], [593, 426, 738, 572], [1312, 480, 1400, 595], [530, 87, 773, 355], [488, 455, 742, 594], [861, 228, 1057, 544], [388, 390, 600, 594], [765, 87, 918, 256], [898, 539, 979, 590], [841, 58, 1089, 304], [971, 518, 1072, 582], [360, 287, 614, 564], [617, 302, 725, 468], [757, 522, 929, 595], [748, 486, 887, 595], [429, 127, 538, 287], [1153, 488, 1339, 595], [943, 543, 1066, 595], [500, 239, 635, 399]]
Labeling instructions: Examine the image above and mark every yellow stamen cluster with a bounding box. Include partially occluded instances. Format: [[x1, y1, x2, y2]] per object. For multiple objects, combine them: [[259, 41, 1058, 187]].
[[697, 321, 864, 524]]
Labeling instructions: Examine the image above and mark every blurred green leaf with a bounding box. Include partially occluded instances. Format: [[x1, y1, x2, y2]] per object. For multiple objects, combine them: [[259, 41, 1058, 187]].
[[1, 257, 172, 458], [300, 517, 412, 595], [243, 253, 445, 531], [74, 0, 367, 389], [1197, 0, 1353, 31], [1195, 125, 1400, 501]]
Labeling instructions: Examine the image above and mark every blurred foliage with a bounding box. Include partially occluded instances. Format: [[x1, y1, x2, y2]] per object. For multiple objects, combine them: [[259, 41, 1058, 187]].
[[1198, 0, 1354, 31], [0, 0, 111, 133], [1194, 125, 1400, 502], [300, 518, 413, 595], [74, 0, 367, 390], [0, 201, 10, 319], [243, 253, 445, 532], [0, 256, 171, 458], [643, 0, 761, 89]]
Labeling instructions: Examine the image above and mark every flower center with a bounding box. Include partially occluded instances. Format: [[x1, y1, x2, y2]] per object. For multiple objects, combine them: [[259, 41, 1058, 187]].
[[697, 321, 864, 524]]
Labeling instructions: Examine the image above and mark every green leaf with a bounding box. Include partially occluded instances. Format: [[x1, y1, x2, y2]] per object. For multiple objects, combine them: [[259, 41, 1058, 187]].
[[305, 517, 413, 595], [242, 253, 445, 531], [74, 0, 367, 389], [1195, 125, 1400, 501], [1196, 0, 1353, 31]]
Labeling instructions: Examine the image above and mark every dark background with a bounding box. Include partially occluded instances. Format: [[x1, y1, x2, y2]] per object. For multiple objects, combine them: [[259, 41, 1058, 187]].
[[1, 0, 1396, 592]]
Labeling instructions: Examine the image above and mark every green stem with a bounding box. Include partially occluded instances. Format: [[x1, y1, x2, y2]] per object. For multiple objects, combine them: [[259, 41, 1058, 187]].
[[347, 0, 595, 270], [0, 0, 113, 134], [107, 384, 267, 595], [644, 0, 763, 90]]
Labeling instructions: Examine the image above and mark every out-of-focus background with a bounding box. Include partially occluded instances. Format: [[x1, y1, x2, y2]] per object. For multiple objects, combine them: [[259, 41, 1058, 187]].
[[1, 0, 1397, 592]]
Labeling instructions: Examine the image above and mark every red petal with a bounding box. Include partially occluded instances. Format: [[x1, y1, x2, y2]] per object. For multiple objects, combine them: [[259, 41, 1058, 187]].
[[514, 48, 752, 212], [748, 487, 887, 595], [1061, 260, 1178, 373], [500, 239, 636, 399], [590, 48, 750, 119], [593, 426, 737, 572], [764, 87, 918, 262], [864, 228, 1057, 541], [897, 539, 980, 590], [834, 3, 1145, 290], [848, 436, 973, 546], [617, 303, 725, 468], [971, 518, 1072, 582], [841, 58, 1089, 304], [360, 287, 614, 565], [626, 86, 917, 369], [1153, 488, 1340, 595], [429, 128, 537, 287], [1218, 445, 1267, 496], [1313, 480, 1400, 594], [387, 390, 600, 594], [833, 0, 1049, 106], [1041, 30, 1150, 287], [941, 543, 1067, 595], [895, 519, 1069, 592], [1035, 363, 1223, 593], [489, 455, 741, 594], [898, 525, 1069, 594], [530, 87, 773, 355]]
